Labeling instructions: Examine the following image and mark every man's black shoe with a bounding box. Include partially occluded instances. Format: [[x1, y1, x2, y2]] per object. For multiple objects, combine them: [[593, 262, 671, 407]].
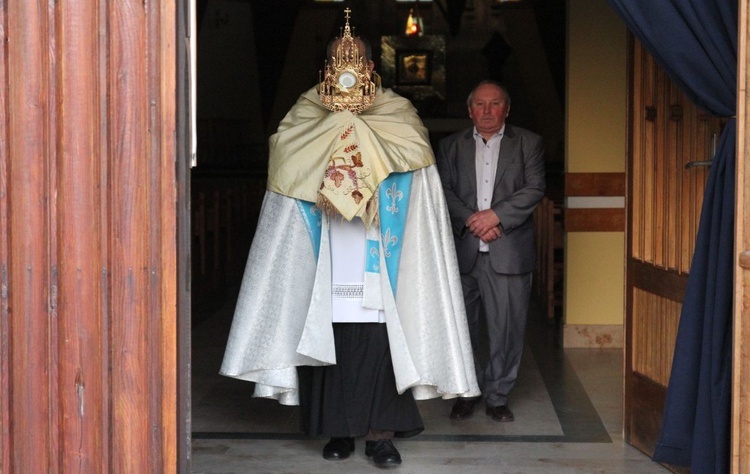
[[486, 405, 514, 422], [322, 437, 355, 460], [450, 397, 479, 419], [365, 439, 402, 468]]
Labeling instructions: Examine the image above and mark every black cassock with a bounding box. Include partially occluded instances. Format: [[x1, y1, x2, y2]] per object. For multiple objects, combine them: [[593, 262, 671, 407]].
[[297, 323, 424, 439]]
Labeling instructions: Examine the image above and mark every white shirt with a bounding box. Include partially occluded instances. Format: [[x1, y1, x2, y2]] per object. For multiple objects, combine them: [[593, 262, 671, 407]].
[[473, 126, 504, 252]]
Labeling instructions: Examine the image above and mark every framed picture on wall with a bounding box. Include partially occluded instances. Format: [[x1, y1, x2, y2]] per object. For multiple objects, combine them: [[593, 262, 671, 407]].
[[396, 50, 432, 85], [381, 35, 446, 100]]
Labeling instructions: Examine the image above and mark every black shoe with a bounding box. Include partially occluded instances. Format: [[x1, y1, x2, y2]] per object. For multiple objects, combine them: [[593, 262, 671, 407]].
[[322, 437, 355, 460], [450, 397, 479, 419], [486, 405, 514, 422], [365, 439, 402, 468]]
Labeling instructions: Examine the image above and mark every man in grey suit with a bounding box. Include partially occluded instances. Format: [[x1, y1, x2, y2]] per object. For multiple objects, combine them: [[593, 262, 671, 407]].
[[436, 80, 545, 422]]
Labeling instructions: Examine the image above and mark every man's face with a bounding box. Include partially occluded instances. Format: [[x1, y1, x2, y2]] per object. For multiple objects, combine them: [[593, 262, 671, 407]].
[[468, 84, 510, 137]]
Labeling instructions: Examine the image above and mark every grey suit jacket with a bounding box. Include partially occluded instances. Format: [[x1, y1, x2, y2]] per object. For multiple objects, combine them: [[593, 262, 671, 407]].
[[436, 124, 546, 275]]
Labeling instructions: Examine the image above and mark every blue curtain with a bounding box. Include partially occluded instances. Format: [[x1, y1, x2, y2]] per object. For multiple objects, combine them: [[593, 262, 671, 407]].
[[606, 1, 737, 472]]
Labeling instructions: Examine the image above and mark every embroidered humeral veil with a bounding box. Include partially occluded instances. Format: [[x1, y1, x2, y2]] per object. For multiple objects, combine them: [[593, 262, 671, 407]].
[[267, 86, 435, 227], [220, 86, 479, 405]]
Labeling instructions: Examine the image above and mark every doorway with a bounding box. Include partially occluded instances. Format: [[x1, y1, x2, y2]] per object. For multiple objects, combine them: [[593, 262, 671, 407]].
[[185, 1, 645, 472]]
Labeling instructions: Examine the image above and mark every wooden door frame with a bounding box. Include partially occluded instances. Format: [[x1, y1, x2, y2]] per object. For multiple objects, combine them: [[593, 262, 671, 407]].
[[176, 0, 193, 472], [733, 1, 750, 472]]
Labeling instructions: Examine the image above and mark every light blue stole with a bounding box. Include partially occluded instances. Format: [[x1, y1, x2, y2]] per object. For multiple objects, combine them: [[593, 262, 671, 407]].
[[295, 171, 413, 295]]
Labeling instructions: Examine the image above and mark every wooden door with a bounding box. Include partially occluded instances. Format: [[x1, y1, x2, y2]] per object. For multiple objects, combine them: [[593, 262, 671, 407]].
[[0, 0, 186, 472], [624, 37, 723, 459]]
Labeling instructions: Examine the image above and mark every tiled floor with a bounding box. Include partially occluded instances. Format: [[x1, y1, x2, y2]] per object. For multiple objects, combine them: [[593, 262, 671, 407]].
[[190, 297, 669, 473]]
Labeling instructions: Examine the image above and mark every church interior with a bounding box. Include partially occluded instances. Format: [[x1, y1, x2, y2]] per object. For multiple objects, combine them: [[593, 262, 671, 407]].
[[188, 0, 668, 472]]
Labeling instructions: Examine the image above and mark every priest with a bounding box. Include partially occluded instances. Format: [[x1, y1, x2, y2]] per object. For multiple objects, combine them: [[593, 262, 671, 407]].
[[220, 8, 479, 469]]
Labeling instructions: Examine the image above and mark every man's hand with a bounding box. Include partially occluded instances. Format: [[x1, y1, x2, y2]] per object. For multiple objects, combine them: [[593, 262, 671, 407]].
[[478, 226, 502, 243], [466, 209, 501, 239]]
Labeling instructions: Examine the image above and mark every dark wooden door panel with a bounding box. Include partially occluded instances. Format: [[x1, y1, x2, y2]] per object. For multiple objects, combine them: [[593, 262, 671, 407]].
[[624, 37, 719, 462]]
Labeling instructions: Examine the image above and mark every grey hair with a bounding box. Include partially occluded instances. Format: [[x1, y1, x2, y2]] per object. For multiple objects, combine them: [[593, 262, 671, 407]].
[[466, 80, 511, 107]]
